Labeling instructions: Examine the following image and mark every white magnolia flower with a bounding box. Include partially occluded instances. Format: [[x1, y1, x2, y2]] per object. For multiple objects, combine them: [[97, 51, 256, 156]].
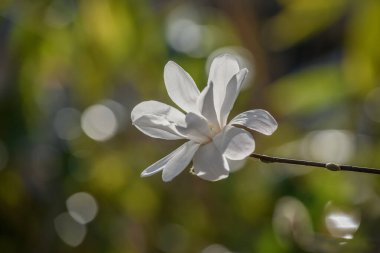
[[131, 54, 277, 182]]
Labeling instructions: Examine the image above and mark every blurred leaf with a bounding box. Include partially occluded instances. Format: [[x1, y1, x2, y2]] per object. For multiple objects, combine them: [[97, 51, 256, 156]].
[[265, 0, 348, 50], [343, 0, 380, 95], [269, 65, 346, 116], [0, 170, 24, 209], [255, 227, 289, 253]]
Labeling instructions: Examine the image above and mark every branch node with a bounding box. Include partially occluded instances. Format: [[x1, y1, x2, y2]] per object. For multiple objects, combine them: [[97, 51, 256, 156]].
[[325, 163, 341, 171], [260, 158, 273, 163]]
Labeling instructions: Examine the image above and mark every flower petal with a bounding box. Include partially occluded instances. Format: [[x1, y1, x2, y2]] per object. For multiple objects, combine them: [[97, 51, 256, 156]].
[[193, 141, 230, 181], [227, 158, 247, 172], [208, 54, 240, 88], [230, 109, 278, 135], [176, 112, 212, 143], [131, 101, 186, 140], [208, 54, 240, 123], [140, 144, 185, 177], [197, 82, 220, 131], [219, 68, 248, 127], [131, 100, 185, 124], [162, 141, 200, 182], [213, 126, 255, 160], [164, 61, 200, 113], [133, 115, 184, 140]]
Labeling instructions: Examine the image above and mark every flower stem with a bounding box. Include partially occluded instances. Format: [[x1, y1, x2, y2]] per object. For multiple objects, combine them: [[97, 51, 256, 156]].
[[250, 153, 380, 175]]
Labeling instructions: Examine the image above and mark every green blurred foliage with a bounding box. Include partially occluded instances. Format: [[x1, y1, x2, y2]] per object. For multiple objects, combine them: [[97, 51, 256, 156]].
[[0, 0, 380, 252]]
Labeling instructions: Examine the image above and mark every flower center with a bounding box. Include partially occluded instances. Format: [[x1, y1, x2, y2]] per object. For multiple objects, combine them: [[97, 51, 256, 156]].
[[208, 123, 221, 138]]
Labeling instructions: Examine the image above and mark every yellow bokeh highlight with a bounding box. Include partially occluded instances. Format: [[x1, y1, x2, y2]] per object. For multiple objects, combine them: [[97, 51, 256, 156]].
[[90, 152, 130, 194], [120, 181, 159, 221]]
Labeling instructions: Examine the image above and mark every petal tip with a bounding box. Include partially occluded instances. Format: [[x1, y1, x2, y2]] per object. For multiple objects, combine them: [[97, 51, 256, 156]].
[[165, 60, 176, 68], [200, 173, 229, 182], [162, 174, 173, 182], [140, 171, 150, 177], [217, 53, 235, 60], [213, 174, 229, 181], [211, 53, 239, 66]]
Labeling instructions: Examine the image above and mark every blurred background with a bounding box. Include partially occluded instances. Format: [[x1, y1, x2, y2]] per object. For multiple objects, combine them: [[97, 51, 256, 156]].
[[1, 0, 380, 252]]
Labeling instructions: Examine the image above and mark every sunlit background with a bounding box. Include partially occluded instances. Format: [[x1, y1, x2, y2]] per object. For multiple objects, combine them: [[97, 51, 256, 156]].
[[1, 0, 380, 252]]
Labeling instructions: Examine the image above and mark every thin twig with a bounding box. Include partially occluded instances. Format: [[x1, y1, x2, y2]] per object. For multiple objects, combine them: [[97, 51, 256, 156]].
[[250, 153, 380, 175]]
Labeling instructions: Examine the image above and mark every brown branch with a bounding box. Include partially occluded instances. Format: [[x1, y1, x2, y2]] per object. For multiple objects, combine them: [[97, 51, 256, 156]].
[[250, 153, 380, 175]]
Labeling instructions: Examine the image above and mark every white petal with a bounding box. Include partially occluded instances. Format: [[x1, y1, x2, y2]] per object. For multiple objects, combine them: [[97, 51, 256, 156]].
[[230, 109, 278, 135], [141, 144, 185, 177], [197, 82, 220, 131], [208, 54, 240, 124], [193, 141, 230, 181], [131, 100, 185, 124], [208, 54, 240, 87], [219, 68, 248, 127], [176, 112, 212, 143], [131, 101, 186, 140], [227, 158, 247, 172], [162, 141, 200, 182], [213, 126, 255, 160], [133, 115, 184, 140], [164, 61, 200, 113]]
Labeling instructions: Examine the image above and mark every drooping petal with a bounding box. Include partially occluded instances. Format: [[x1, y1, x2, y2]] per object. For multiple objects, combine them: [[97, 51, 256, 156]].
[[164, 61, 200, 113], [227, 158, 247, 172], [140, 144, 185, 177], [131, 101, 186, 140], [230, 109, 278, 136], [213, 125, 255, 160], [208, 54, 240, 124], [219, 68, 248, 127], [193, 141, 230, 181], [197, 82, 220, 132], [162, 141, 200, 182], [176, 112, 212, 143]]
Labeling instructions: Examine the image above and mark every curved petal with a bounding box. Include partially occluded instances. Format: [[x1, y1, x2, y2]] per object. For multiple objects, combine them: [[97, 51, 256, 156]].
[[133, 115, 184, 140], [230, 109, 278, 136], [162, 141, 200, 182], [197, 82, 219, 131], [219, 68, 248, 127], [208, 54, 240, 87], [213, 126, 255, 160], [227, 158, 247, 172], [141, 144, 185, 177], [131, 100, 185, 124], [193, 141, 230, 181], [131, 101, 186, 140], [164, 61, 200, 113], [176, 112, 212, 143], [208, 54, 240, 123]]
